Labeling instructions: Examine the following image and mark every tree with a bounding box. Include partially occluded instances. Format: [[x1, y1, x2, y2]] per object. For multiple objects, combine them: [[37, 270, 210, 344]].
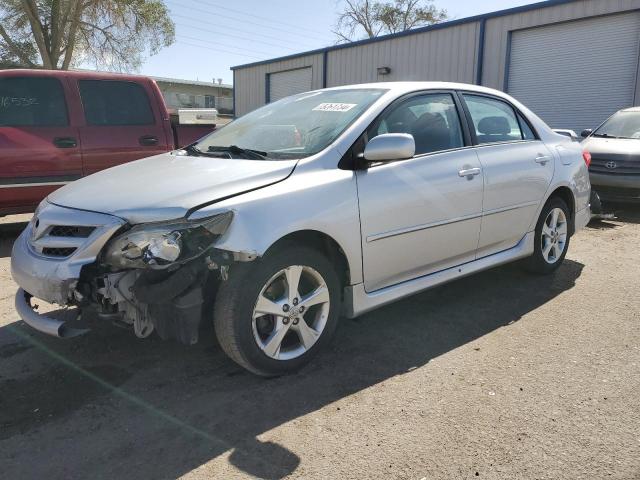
[[0, 0, 175, 71], [334, 0, 447, 43]]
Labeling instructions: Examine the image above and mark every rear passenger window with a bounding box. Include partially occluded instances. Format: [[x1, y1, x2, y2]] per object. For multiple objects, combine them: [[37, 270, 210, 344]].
[[0, 77, 68, 126], [371, 93, 464, 156], [463, 94, 524, 144], [79, 80, 154, 126]]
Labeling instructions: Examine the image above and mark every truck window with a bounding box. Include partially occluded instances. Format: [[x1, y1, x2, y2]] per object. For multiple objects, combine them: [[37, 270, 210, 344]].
[[79, 80, 154, 126], [0, 77, 68, 126]]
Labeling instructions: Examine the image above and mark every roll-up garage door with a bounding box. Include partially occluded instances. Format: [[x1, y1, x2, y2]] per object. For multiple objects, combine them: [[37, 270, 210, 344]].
[[507, 12, 640, 133], [268, 67, 313, 103]]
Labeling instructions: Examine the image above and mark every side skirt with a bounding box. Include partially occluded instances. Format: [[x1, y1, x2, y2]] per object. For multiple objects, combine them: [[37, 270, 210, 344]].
[[343, 231, 535, 318]]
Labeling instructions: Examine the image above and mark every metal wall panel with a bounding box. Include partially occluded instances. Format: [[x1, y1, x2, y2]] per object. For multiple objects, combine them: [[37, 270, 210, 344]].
[[233, 0, 640, 117], [326, 22, 480, 87], [482, 0, 640, 89], [507, 11, 640, 132], [234, 53, 324, 116]]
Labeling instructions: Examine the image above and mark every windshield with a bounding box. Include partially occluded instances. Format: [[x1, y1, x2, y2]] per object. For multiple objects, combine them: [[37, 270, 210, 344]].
[[193, 89, 387, 159], [594, 111, 640, 139]]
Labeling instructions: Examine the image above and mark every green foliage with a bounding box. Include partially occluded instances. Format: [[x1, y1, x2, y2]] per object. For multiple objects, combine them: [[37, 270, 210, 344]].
[[0, 0, 175, 71], [335, 0, 447, 43]]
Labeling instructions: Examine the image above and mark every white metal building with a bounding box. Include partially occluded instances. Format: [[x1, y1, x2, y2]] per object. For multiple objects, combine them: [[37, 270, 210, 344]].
[[231, 0, 640, 133]]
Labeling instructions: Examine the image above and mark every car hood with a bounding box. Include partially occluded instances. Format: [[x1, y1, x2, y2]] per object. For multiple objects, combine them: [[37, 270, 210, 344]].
[[48, 152, 297, 223], [582, 136, 640, 158]]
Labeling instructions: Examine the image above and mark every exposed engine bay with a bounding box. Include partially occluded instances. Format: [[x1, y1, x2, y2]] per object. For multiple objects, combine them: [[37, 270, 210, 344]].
[[67, 211, 253, 345], [76, 245, 247, 345]]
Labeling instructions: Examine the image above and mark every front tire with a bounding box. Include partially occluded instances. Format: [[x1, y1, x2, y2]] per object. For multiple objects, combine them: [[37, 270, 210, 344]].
[[213, 246, 341, 376], [524, 197, 571, 274]]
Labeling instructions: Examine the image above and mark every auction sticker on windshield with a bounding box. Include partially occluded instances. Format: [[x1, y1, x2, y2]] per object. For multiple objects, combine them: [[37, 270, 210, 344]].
[[312, 103, 357, 112]]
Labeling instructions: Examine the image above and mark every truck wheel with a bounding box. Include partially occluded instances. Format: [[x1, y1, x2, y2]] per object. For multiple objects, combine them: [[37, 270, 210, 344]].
[[524, 197, 571, 274], [213, 246, 341, 376]]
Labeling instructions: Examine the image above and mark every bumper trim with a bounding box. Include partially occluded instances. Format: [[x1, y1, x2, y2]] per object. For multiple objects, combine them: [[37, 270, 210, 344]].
[[15, 289, 89, 338]]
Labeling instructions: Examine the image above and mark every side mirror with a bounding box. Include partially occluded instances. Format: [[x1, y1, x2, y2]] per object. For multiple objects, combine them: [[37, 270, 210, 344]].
[[363, 133, 415, 162], [580, 129, 593, 138]]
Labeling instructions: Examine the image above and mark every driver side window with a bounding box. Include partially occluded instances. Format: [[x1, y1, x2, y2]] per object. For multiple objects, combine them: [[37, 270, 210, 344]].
[[371, 93, 464, 156]]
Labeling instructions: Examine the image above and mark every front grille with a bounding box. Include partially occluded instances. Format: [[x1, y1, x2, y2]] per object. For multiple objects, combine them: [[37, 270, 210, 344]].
[[26, 202, 125, 261], [42, 247, 77, 257], [590, 156, 640, 175], [49, 225, 96, 238]]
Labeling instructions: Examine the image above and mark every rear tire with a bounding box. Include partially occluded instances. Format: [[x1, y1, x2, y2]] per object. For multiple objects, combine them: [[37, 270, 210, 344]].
[[213, 245, 341, 377], [524, 197, 571, 274]]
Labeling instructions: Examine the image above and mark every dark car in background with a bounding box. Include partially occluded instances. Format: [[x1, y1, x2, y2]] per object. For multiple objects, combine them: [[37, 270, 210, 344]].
[[0, 69, 217, 216], [581, 107, 640, 204]]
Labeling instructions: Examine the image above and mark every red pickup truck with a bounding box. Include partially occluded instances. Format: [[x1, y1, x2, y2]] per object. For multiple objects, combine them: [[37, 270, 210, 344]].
[[0, 69, 217, 216]]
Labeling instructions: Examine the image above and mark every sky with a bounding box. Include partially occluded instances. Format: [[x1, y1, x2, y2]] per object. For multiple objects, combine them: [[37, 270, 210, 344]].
[[140, 0, 534, 84]]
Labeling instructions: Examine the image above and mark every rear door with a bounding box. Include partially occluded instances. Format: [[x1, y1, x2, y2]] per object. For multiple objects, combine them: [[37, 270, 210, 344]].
[[0, 75, 82, 214], [76, 79, 171, 175], [460, 93, 554, 258]]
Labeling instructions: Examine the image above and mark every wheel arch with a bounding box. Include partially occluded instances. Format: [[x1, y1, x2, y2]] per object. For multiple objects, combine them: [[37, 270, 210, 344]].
[[264, 230, 352, 288], [546, 185, 576, 235]]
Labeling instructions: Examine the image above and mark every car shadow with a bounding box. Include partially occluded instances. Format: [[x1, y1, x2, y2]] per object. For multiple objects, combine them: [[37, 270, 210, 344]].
[[588, 203, 640, 230], [0, 221, 28, 258], [606, 203, 640, 224], [0, 258, 584, 479]]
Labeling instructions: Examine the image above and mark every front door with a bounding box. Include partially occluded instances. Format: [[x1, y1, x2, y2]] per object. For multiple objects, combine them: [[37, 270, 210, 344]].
[[460, 93, 554, 257], [356, 92, 484, 292], [0, 75, 82, 214]]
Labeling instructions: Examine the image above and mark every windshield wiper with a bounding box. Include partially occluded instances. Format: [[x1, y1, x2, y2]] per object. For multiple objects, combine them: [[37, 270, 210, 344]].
[[207, 145, 268, 159], [184, 143, 213, 157], [592, 133, 619, 138]]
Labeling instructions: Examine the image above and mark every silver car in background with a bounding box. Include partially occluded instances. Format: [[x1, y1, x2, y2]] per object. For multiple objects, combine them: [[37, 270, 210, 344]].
[[11, 82, 591, 376], [581, 107, 640, 204]]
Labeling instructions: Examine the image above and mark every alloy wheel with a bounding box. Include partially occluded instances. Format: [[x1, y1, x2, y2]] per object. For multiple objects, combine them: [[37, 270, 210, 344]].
[[251, 265, 331, 360], [541, 207, 568, 264]]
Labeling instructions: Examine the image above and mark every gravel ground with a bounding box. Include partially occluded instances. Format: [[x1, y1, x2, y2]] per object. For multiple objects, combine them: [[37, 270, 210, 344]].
[[0, 208, 638, 480]]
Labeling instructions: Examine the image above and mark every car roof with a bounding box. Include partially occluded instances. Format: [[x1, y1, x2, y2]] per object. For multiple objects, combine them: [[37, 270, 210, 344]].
[[621, 106, 640, 113], [322, 81, 506, 97]]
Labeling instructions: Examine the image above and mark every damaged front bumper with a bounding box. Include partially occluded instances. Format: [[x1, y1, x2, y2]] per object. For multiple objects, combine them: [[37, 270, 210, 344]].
[[10, 202, 122, 338], [11, 203, 125, 303], [11, 201, 243, 345], [14, 288, 88, 338]]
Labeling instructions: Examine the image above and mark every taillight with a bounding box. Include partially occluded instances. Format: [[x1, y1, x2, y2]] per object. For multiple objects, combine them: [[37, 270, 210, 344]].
[[583, 150, 591, 167]]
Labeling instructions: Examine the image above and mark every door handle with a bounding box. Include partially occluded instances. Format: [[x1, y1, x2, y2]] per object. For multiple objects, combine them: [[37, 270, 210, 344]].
[[53, 137, 77, 148], [139, 135, 159, 146], [535, 155, 551, 165], [458, 167, 481, 178]]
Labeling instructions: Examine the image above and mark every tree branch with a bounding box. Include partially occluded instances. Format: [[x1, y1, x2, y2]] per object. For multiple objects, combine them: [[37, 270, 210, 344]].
[[20, 0, 52, 68], [50, 0, 61, 65], [61, 0, 83, 69], [0, 21, 37, 66]]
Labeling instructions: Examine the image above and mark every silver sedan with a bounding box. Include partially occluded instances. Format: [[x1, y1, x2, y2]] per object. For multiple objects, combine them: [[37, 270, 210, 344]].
[[11, 82, 591, 376]]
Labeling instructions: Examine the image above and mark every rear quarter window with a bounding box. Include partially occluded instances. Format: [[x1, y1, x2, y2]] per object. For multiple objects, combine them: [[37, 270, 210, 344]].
[[0, 77, 68, 127], [79, 80, 154, 126], [517, 112, 537, 140]]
